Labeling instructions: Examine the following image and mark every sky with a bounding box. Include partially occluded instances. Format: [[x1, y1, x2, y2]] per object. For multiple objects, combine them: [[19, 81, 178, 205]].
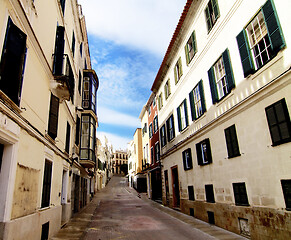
[[78, 0, 186, 150]]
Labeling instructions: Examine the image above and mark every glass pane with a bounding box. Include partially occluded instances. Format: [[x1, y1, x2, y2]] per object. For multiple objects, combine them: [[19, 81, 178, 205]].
[[81, 135, 89, 148], [82, 122, 89, 134], [80, 149, 88, 159]]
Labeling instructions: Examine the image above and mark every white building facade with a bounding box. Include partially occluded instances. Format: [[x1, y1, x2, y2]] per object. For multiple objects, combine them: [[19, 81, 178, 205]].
[[151, 0, 291, 238]]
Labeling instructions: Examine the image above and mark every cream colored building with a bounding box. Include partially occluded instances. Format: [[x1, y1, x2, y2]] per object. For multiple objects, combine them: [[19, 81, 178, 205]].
[[0, 0, 98, 239], [112, 150, 128, 175], [96, 136, 113, 190], [127, 128, 146, 192], [151, 0, 291, 238]]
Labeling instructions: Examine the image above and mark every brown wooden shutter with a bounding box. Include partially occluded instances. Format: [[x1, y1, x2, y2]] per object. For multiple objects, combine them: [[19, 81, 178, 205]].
[[48, 94, 59, 140]]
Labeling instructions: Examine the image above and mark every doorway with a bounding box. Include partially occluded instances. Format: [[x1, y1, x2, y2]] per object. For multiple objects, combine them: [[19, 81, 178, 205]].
[[164, 170, 169, 205], [171, 166, 180, 208]]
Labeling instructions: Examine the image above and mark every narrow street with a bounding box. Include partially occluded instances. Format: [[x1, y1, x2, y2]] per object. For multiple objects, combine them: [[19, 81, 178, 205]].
[[52, 176, 246, 240]]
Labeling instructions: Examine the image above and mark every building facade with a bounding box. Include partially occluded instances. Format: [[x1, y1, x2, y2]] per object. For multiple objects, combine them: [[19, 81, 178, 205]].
[[112, 150, 128, 175], [150, 0, 291, 238], [0, 0, 98, 239]]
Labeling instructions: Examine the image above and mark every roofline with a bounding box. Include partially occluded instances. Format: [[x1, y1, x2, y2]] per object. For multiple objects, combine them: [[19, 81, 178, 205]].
[[151, 0, 193, 92]]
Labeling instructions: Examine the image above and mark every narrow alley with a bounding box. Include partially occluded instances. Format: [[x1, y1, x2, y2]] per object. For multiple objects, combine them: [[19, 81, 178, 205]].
[[52, 176, 246, 240]]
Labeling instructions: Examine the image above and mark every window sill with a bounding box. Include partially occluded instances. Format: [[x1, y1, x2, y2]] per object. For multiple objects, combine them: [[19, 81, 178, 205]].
[[228, 154, 241, 159], [180, 126, 189, 134], [271, 138, 291, 147], [193, 112, 206, 123], [235, 203, 250, 207], [215, 91, 234, 107]]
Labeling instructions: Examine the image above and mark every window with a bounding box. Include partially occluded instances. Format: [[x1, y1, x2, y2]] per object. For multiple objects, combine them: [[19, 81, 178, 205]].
[[82, 73, 98, 113], [185, 31, 197, 65], [65, 122, 70, 154], [166, 114, 175, 142], [41, 222, 49, 240], [154, 142, 160, 162], [142, 123, 147, 136], [48, 94, 60, 140], [78, 71, 82, 94], [59, 0, 66, 14], [177, 99, 189, 132], [0, 17, 27, 106], [281, 180, 291, 210], [189, 80, 206, 121], [182, 148, 193, 171], [80, 115, 96, 161], [265, 99, 291, 146], [224, 125, 240, 158], [164, 79, 171, 100], [205, 184, 215, 203], [150, 147, 154, 164], [41, 160, 52, 208], [153, 98, 156, 107], [208, 49, 235, 103], [80, 42, 83, 57], [204, 0, 220, 32], [174, 57, 183, 84], [236, 0, 285, 77], [160, 124, 167, 148], [233, 182, 249, 206], [52, 26, 65, 76], [188, 186, 195, 201], [149, 123, 153, 138], [71, 31, 75, 57], [153, 116, 158, 133], [158, 93, 163, 110], [207, 211, 215, 224], [196, 138, 212, 166]]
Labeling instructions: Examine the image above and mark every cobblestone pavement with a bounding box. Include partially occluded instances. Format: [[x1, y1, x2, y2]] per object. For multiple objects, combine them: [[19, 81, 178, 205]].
[[52, 176, 246, 240]]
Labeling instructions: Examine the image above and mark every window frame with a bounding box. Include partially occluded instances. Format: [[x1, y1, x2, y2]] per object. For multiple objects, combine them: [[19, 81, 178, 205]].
[[177, 99, 189, 132], [204, 0, 220, 33], [166, 114, 175, 142], [232, 182, 250, 206], [160, 124, 167, 148], [265, 98, 291, 146], [185, 31, 197, 65], [196, 138, 212, 166], [174, 57, 183, 84], [189, 80, 206, 121], [164, 79, 171, 100], [224, 124, 241, 158], [281, 179, 291, 210], [182, 148, 193, 171], [149, 123, 153, 139], [153, 116, 158, 133], [41, 160, 53, 208], [205, 184, 215, 203]]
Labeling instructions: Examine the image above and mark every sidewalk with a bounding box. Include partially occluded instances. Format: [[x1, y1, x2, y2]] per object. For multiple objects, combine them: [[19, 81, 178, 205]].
[[52, 179, 246, 240]]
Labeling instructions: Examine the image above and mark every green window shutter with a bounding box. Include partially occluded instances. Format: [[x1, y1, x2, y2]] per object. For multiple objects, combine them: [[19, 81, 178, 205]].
[[262, 0, 285, 54], [174, 66, 178, 84], [205, 138, 213, 164], [177, 106, 182, 132], [199, 80, 207, 114], [196, 142, 203, 165], [185, 44, 190, 65], [164, 84, 167, 99], [207, 67, 218, 104], [178, 57, 183, 77], [192, 31, 197, 55], [212, 0, 220, 20], [189, 90, 196, 121], [222, 49, 235, 92], [205, 6, 211, 32], [184, 99, 189, 127], [236, 30, 255, 78]]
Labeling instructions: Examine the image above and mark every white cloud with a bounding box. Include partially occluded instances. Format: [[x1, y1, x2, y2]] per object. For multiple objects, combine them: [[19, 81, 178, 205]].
[[97, 131, 131, 151], [98, 106, 140, 128], [78, 0, 185, 56]]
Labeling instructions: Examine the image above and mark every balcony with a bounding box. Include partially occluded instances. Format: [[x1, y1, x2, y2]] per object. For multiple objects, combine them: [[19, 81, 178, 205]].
[[50, 54, 75, 101], [79, 159, 96, 168]]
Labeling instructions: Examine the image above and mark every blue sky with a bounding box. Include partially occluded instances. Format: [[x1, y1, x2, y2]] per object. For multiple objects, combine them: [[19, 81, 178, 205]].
[[78, 0, 186, 150]]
